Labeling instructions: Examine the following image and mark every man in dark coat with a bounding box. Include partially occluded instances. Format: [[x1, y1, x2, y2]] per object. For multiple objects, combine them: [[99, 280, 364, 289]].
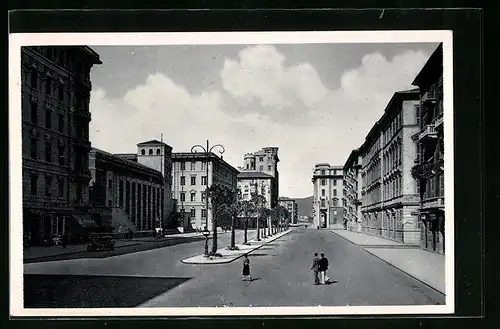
[[311, 252, 320, 285], [318, 253, 329, 284]]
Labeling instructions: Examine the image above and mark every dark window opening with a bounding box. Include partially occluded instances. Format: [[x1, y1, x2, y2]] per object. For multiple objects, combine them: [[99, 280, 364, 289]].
[[31, 70, 38, 89], [30, 173, 38, 195], [141, 149, 145, 155], [45, 141, 52, 162], [45, 175, 53, 197], [45, 109, 52, 129], [30, 138, 38, 159], [156, 148, 161, 155], [58, 146, 65, 165], [149, 149, 153, 155], [30, 102, 38, 123]]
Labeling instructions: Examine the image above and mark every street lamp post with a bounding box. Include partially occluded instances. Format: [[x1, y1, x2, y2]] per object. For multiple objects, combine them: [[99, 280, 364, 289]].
[[191, 140, 225, 255]]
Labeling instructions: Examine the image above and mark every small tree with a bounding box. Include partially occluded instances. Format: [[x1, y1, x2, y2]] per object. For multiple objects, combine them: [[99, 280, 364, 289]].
[[250, 194, 267, 241], [239, 200, 256, 245], [206, 183, 233, 255], [223, 191, 245, 250]]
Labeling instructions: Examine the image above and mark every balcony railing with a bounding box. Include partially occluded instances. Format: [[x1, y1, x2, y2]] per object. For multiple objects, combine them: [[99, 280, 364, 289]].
[[418, 125, 437, 142], [434, 114, 444, 128], [422, 89, 437, 104], [422, 197, 444, 209]]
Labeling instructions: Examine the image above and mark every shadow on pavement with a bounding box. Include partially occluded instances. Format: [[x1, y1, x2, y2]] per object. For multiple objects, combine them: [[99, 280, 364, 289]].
[[24, 274, 191, 308], [247, 253, 272, 257]]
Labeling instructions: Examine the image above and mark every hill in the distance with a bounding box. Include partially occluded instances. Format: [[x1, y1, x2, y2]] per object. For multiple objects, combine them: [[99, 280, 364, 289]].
[[281, 196, 313, 218]]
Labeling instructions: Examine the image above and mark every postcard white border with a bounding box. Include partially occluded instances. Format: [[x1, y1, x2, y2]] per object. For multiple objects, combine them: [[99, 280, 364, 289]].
[[9, 31, 454, 317]]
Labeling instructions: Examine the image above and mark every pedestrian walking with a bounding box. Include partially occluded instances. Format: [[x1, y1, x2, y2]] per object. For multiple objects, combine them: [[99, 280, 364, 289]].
[[318, 253, 330, 284], [311, 252, 320, 285], [242, 254, 252, 281]]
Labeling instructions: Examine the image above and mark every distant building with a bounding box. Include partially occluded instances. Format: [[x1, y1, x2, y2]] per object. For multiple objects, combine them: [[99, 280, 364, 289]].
[[278, 197, 299, 224], [89, 147, 165, 233], [343, 149, 363, 232], [238, 147, 280, 208], [411, 43, 445, 254], [237, 171, 275, 228], [171, 152, 239, 231], [312, 164, 344, 229], [22, 46, 101, 245], [359, 89, 421, 244]]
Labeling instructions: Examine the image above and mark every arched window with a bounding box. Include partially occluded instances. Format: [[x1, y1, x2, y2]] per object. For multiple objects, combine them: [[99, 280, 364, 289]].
[[149, 149, 153, 155], [141, 149, 145, 155], [156, 148, 161, 155]]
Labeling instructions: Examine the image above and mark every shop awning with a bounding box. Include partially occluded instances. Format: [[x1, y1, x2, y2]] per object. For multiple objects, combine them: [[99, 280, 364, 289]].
[[71, 214, 99, 228]]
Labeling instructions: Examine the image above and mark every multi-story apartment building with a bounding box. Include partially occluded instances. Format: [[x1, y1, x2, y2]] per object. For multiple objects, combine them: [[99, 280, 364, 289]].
[[278, 197, 299, 224], [343, 149, 363, 232], [171, 152, 239, 231], [238, 147, 280, 208], [237, 171, 275, 228], [312, 164, 344, 229], [22, 46, 101, 245], [360, 89, 421, 244], [411, 43, 445, 254], [88, 147, 165, 233]]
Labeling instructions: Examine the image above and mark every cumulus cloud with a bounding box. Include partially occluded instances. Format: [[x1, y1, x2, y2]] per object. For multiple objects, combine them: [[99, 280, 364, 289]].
[[90, 45, 431, 198]]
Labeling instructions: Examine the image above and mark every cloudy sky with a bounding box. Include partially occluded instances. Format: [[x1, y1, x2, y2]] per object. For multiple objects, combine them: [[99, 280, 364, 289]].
[[88, 42, 438, 198]]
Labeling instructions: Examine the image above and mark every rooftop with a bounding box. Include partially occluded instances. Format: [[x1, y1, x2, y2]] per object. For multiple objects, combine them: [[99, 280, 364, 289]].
[[137, 139, 173, 148], [91, 148, 163, 177], [237, 171, 274, 179]]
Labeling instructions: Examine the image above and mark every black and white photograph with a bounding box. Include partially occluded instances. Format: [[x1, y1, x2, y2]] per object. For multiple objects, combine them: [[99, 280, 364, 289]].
[[9, 31, 454, 316]]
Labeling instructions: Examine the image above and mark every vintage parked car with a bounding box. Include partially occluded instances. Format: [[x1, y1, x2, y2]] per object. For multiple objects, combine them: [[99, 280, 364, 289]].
[[87, 235, 115, 252]]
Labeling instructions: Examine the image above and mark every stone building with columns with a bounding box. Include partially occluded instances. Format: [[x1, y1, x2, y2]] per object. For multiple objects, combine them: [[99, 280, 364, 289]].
[[171, 152, 239, 231], [360, 89, 421, 244], [343, 149, 363, 232], [312, 164, 344, 229], [88, 147, 167, 233], [410, 43, 445, 254], [21, 46, 101, 245]]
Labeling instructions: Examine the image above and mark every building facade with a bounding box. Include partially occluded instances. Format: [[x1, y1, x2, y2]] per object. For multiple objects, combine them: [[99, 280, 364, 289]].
[[343, 149, 363, 232], [360, 89, 421, 244], [89, 148, 165, 233], [312, 164, 344, 229], [278, 197, 299, 224], [411, 43, 445, 254], [171, 153, 239, 231], [238, 147, 280, 208], [22, 46, 101, 245], [237, 171, 275, 228]]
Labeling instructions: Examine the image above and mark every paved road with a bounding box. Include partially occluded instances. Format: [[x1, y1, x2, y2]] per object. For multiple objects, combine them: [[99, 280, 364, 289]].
[[24, 228, 445, 308]]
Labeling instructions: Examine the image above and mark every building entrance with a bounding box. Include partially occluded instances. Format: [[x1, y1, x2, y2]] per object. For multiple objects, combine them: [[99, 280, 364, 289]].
[[320, 210, 327, 228]]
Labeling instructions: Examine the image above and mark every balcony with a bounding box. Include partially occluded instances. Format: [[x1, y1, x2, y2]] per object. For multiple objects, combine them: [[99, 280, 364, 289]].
[[422, 90, 437, 105], [422, 197, 444, 210], [418, 125, 437, 142]]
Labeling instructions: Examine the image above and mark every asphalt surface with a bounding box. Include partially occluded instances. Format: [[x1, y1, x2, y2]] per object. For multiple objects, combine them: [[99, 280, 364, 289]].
[[24, 228, 445, 308]]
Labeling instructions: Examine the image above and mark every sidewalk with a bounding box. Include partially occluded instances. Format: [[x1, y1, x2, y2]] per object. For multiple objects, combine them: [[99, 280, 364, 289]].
[[181, 229, 292, 265], [331, 229, 445, 294], [23, 240, 140, 261]]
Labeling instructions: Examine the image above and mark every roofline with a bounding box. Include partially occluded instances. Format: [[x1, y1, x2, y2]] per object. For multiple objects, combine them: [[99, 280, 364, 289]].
[[172, 152, 240, 174], [80, 46, 102, 65], [91, 148, 163, 178], [412, 43, 443, 86]]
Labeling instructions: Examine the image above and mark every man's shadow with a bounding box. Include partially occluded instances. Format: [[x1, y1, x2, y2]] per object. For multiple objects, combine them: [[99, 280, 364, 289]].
[[246, 277, 261, 283], [324, 280, 338, 285]]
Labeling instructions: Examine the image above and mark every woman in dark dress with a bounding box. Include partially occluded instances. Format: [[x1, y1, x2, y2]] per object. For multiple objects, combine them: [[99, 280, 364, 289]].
[[242, 254, 251, 281]]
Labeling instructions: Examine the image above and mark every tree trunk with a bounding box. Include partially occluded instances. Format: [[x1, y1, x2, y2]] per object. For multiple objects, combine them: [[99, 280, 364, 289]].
[[211, 209, 218, 254], [244, 217, 248, 244], [256, 216, 260, 241], [230, 215, 236, 248]]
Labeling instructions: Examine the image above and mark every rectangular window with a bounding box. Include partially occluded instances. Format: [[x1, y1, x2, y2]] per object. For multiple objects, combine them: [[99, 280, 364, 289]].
[[320, 170, 325, 175], [268, 165, 272, 171], [259, 165, 264, 171], [191, 176, 196, 185], [30, 102, 38, 123], [30, 138, 38, 159], [58, 114, 64, 132], [45, 109, 52, 129], [45, 175, 52, 197], [440, 174, 445, 197], [58, 83, 64, 101], [58, 145, 65, 165], [31, 70, 38, 89], [180, 176, 185, 185], [334, 189, 337, 196], [108, 179, 112, 191], [321, 179, 326, 186], [108, 200, 112, 207], [202, 176, 207, 185], [201, 209, 207, 219], [180, 162, 185, 170], [333, 180, 337, 186], [45, 77, 51, 95], [191, 161, 196, 170], [30, 173, 38, 195], [259, 157, 264, 161], [58, 177, 64, 197], [180, 192, 186, 202], [202, 162, 207, 170], [45, 141, 52, 162], [321, 199, 325, 207], [321, 189, 325, 197], [190, 192, 196, 202], [190, 208, 196, 219], [415, 104, 421, 126]]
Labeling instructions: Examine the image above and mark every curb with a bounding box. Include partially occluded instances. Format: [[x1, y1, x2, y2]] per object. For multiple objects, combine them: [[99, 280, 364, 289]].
[[362, 248, 446, 296], [331, 230, 445, 296], [330, 230, 407, 248], [181, 229, 293, 265]]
